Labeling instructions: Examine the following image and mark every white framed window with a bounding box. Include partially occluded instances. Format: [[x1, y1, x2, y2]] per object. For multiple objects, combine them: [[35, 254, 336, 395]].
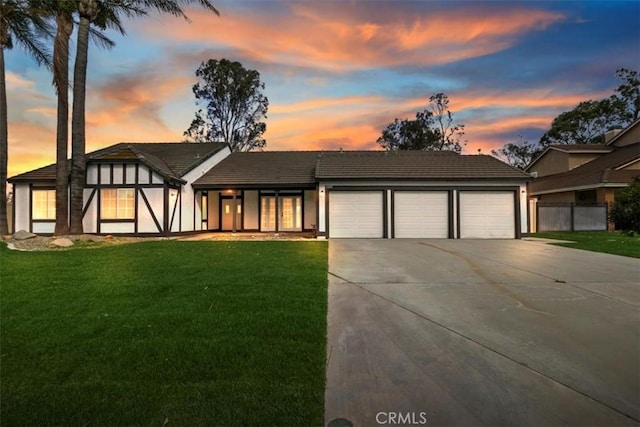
[[101, 189, 135, 219], [32, 189, 56, 220]]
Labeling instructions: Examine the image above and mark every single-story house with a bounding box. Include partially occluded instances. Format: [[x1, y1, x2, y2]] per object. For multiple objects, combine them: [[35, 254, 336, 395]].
[[9, 144, 531, 239]]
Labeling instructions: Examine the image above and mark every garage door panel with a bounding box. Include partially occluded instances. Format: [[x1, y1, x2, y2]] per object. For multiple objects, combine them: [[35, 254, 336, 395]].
[[460, 192, 515, 239], [394, 192, 449, 238], [329, 191, 383, 238]]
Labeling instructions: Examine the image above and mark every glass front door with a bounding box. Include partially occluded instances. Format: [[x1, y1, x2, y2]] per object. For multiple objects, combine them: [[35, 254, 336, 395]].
[[279, 196, 302, 231]]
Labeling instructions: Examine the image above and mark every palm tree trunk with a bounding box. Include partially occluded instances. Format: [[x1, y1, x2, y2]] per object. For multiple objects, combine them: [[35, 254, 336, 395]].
[[0, 46, 9, 235], [69, 15, 90, 234], [54, 13, 72, 235]]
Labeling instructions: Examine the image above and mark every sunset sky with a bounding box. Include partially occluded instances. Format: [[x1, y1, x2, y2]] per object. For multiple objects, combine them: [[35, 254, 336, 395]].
[[5, 0, 640, 178]]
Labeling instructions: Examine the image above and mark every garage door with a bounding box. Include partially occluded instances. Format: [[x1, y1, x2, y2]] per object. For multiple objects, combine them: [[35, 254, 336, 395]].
[[394, 191, 449, 238], [329, 191, 383, 238], [459, 191, 515, 238]]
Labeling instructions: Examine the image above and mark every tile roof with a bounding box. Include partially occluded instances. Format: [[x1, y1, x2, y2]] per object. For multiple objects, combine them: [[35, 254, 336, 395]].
[[192, 151, 322, 188], [529, 142, 640, 194], [315, 151, 530, 180], [9, 142, 226, 183]]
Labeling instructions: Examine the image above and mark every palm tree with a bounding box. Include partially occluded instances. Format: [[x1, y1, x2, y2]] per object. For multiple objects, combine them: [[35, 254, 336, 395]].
[[0, 0, 51, 235], [68, 0, 219, 234], [52, 5, 73, 235]]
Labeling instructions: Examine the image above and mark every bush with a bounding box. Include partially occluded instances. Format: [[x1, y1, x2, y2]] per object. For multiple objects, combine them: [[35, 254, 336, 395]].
[[610, 179, 640, 234]]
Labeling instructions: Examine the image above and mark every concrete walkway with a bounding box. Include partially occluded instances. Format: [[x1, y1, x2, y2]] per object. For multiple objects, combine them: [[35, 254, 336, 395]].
[[325, 239, 640, 426]]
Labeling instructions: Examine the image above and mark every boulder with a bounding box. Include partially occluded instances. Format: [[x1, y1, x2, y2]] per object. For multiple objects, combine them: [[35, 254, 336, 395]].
[[13, 230, 37, 240], [50, 238, 74, 248]]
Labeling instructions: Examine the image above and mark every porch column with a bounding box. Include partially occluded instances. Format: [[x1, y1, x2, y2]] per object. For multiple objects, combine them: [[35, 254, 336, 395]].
[[232, 192, 237, 232]]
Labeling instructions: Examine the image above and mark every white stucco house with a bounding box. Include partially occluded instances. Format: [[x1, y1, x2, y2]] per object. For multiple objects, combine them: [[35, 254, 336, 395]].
[[9, 143, 531, 239]]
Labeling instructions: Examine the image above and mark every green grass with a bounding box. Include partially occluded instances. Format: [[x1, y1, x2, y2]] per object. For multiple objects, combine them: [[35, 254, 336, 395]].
[[532, 231, 640, 258], [0, 240, 328, 426]]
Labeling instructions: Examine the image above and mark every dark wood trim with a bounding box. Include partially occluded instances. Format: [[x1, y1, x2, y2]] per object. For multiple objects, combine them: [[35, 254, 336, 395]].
[[135, 163, 139, 185], [84, 183, 165, 189], [325, 189, 330, 238], [274, 190, 280, 232], [134, 188, 139, 234], [28, 183, 33, 233], [514, 190, 522, 239], [169, 190, 179, 232], [455, 190, 461, 239], [139, 188, 163, 233], [163, 183, 169, 236], [390, 190, 395, 238], [122, 164, 126, 185], [82, 188, 97, 217], [382, 189, 388, 238], [448, 190, 454, 239], [100, 219, 135, 224], [11, 184, 16, 234], [109, 164, 114, 185]]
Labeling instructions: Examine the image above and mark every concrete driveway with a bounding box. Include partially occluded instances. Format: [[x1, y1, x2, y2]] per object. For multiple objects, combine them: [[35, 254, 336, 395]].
[[325, 239, 640, 426]]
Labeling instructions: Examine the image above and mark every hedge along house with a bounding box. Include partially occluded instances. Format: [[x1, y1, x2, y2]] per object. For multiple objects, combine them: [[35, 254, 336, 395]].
[[9, 143, 229, 235], [192, 150, 531, 239]]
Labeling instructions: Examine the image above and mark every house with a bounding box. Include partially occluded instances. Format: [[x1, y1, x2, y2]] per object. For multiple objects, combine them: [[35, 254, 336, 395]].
[[9, 145, 531, 239], [526, 119, 640, 230], [9, 142, 230, 235]]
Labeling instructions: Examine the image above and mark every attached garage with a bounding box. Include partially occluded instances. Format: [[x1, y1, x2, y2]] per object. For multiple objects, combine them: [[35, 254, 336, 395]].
[[329, 191, 384, 238], [394, 191, 449, 238], [459, 191, 515, 239]]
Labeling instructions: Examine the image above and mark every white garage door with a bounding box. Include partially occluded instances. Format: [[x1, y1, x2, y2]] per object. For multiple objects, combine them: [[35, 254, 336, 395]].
[[460, 191, 515, 239], [329, 191, 383, 238], [394, 191, 449, 238]]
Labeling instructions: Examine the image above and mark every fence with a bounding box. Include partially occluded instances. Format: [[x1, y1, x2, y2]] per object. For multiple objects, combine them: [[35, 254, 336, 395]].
[[537, 203, 608, 232]]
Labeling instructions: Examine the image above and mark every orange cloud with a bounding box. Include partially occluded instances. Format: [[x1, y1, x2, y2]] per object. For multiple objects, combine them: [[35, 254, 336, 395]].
[[142, 4, 565, 71]]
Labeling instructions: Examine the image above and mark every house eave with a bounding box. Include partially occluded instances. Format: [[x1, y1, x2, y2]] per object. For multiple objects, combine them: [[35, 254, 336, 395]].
[[529, 182, 629, 195]]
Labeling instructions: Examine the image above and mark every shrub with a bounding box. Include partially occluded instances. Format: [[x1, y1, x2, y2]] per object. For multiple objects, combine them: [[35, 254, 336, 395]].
[[609, 179, 640, 234]]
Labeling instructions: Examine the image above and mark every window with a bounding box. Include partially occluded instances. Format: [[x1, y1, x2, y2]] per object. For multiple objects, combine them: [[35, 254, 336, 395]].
[[101, 189, 135, 219], [32, 189, 55, 220]]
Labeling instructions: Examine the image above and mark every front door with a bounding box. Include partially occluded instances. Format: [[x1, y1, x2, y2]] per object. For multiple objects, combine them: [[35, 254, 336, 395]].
[[279, 196, 302, 231], [221, 198, 242, 231]]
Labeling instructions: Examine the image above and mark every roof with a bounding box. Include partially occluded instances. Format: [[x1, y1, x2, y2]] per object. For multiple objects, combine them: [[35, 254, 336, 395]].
[[315, 151, 530, 180], [192, 151, 322, 188], [9, 142, 227, 183], [525, 144, 614, 172], [529, 142, 640, 194], [606, 118, 640, 146], [193, 150, 530, 188]]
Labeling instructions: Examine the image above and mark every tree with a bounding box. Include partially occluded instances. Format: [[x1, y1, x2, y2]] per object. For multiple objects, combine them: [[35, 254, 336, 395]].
[[184, 58, 268, 152], [609, 179, 640, 234], [612, 67, 640, 123], [539, 98, 623, 146], [377, 92, 465, 153], [428, 92, 465, 152], [377, 114, 440, 151], [0, 0, 51, 235], [68, 0, 219, 234], [491, 136, 540, 170]]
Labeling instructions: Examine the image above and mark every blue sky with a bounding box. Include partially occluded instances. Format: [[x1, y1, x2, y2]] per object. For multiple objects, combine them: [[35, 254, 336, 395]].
[[5, 0, 640, 176]]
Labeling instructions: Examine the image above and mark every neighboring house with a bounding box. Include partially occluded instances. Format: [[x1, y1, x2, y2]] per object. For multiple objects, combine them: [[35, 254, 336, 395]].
[[526, 119, 640, 230], [9, 145, 531, 239], [528, 118, 640, 203]]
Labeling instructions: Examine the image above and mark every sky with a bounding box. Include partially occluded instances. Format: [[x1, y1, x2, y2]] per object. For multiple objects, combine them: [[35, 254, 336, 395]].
[[5, 0, 640, 178]]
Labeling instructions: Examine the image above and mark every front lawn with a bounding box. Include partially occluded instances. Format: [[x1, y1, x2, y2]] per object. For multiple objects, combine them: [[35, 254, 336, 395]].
[[0, 240, 328, 426], [532, 231, 640, 258]]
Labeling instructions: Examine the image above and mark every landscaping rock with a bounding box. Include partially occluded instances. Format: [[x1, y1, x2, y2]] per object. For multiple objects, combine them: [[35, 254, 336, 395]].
[[50, 238, 74, 248], [89, 235, 106, 243], [13, 230, 37, 240]]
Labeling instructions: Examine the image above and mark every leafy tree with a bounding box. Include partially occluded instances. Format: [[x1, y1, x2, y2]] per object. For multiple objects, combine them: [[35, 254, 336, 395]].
[[68, 0, 219, 234], [377, 113, 440, 151], [184, 58, 269, 152], [539, 98, 623, 146], [609, 179, 640, 234], [377, 92, 465, 153], [491, 136, 540, 170], [612, 67, 640, 123], [0, 0, 52, 235]]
